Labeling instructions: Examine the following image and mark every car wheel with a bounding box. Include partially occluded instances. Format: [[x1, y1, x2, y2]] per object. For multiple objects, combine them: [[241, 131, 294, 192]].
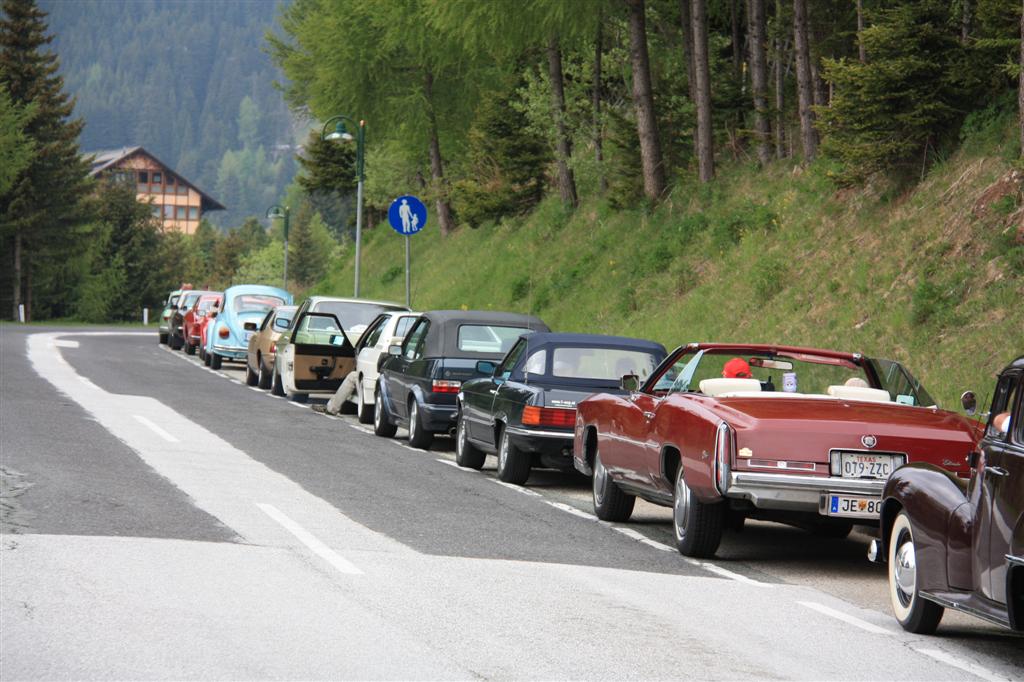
[[454, 411, 485, 470], [245, 361, 259, 386], [289, 391, 308, 404], [271, 364, 286, 396], [158, 333, 168, 345], [496, 427, 530, 484], [203, 349, 211, 366], [356, 381, 374, 424], [169, 333, 183, 350], [210, 353, 222, 370], [257, 358, 272, 390], [592, 449, 635, 522], [185, 341, 196, 356], [407, 399, 434, 449], [672, 465, 724, 558], [373, 387, 398, 438], [888, 511, 944, 634]]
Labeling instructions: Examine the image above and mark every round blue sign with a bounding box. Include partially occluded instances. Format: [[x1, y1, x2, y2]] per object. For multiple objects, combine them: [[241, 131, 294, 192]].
[[388, 195, 428, 236]]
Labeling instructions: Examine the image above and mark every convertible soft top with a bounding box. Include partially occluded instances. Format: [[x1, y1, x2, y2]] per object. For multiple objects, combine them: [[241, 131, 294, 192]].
[[419, 309, 550, 359]]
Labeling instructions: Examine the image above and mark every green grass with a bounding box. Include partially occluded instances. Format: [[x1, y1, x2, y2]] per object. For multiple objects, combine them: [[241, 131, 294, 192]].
[[314, 127, 1023, 411]]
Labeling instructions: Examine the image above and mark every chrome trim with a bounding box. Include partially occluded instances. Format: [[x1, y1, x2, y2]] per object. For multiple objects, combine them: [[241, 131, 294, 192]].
[[919, 592, 1011, 629], [727, 470, 885, 513], [505, 426, 574, 440], [213, 343, 247, 353], [867, 539, 881, 563]]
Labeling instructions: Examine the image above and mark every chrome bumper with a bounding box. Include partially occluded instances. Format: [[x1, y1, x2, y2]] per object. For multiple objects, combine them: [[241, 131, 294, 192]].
[[505, 427, 574, 440], [212, 343, 247, 358], [726, 471, 885, 514]]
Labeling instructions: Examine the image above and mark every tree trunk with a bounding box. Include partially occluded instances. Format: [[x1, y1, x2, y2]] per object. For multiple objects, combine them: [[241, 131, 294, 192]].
[[793, 0, 817, 162], [774, 0, 786, 159], [1019, 0, 1023, 158], [679, 0, 696, 101], [548, 36, 578, 208], [423, 69, 454, 236], [593, 17, 607, 195], [856, 0, 866, 63], [626, 0, 667, 199], [748, 0, 772, 165], [731, 0, 742, 77], [692, 0, 715, 182], [12, 231, 21, 321]]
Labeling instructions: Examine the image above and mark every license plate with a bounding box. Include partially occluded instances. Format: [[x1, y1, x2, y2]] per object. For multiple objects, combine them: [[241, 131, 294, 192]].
[[826, 494, 882, 518], [838, 452, 902, 479]]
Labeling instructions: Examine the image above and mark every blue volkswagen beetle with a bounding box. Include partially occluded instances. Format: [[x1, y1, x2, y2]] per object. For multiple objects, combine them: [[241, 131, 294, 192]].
[[205, 285, 293, 370]]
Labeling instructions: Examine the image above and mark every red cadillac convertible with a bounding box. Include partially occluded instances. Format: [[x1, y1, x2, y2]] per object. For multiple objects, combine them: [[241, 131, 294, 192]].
[[573, 343, 982, 558]]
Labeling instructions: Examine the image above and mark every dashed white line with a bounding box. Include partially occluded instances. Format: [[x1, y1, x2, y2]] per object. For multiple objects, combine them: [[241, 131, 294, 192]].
[[286, 402, 310, 409], [692, 560, 772, 587], [491, 479, 542, 497], [798, 601, 890, 634], [256, 503, 363, 576], [436, 458, 473, 469], [610, 526, 675, 552], [544, 501, 598, 521], [247, 386, 263, 392], [912, 647, 1009, 682], [349, 424, 375, 434], [132, 414, 179, 443]]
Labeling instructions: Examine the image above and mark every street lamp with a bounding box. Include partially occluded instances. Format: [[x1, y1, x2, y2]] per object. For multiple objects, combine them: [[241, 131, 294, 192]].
[[266, 204, 290, 290], [321, 114, 366, 298]]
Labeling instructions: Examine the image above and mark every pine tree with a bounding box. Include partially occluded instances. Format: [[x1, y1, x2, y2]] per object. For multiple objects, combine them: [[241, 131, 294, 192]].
[[296, 129, 356, 239], [0, 85, 34, 196], [0, 0, 92, 320], [288, 211, 332, 288]]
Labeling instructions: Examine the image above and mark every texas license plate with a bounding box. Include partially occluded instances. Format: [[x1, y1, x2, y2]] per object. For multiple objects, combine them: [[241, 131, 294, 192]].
[[826, 494, 882, 518], [838, 452, 903, 479]]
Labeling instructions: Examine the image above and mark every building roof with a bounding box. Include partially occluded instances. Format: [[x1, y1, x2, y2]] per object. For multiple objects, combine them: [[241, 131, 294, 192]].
[[84, 146, 225, 212]]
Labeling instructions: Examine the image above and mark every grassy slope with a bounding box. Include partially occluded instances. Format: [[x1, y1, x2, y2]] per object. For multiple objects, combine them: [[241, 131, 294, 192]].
[[318, 123, 1023, 410]]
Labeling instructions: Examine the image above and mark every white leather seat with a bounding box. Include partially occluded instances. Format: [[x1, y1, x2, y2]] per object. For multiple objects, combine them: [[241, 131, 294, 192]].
[[826, 385, 891, 403], [698, 378, 762, 397]]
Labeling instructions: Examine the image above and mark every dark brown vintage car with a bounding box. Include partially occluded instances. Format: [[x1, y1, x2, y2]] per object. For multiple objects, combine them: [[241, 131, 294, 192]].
[[870, 356, 1023, 633]]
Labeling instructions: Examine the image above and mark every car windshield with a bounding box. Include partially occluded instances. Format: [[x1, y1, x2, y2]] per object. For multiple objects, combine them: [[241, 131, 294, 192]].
[[233, 295, 286, 314], [545, 347, 661, 381], [651, 349, 878, 399], [457, 325, 531, 354], [168, 294, 180, 307], [866, 358, 938, 408], [315, 301, 407, 332], [197, 298, 218, 312], [180, 293, 200, 308]]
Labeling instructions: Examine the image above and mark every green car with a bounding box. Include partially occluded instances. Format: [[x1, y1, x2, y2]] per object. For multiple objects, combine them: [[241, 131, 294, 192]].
[[158, 288, 188, 344]]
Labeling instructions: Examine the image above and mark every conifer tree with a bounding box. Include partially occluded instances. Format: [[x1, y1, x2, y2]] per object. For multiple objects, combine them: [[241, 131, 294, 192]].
[[0, 0, 91, 320], [0, 85, 34, 196], [288, 211, 332, 288]]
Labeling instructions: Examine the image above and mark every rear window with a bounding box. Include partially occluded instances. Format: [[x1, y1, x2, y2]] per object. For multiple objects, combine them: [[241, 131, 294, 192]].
[[457, 325, 531, 354], [234, 295, 286, 314], [315, 301, 407, 331], [168, 295, 180, 307], [551, 347, 661, 381]]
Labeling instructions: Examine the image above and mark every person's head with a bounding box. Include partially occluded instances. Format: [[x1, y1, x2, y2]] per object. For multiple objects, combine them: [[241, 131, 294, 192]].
[[844, 377, 869, 388], [993, 412, 1011, 434], [722, 357, 752, 379]]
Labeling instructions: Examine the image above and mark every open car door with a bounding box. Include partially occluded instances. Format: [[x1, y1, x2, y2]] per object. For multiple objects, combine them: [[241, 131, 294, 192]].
[[290, 311, 356, 393]]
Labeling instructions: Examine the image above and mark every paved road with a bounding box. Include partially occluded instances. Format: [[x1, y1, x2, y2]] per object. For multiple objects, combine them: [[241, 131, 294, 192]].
[[2, 326, 1021, 680]]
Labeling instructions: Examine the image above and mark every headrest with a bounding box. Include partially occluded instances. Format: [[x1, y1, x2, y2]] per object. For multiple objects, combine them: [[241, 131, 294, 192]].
[[826, 385, 891, 403], [699, 378, 762, 397]]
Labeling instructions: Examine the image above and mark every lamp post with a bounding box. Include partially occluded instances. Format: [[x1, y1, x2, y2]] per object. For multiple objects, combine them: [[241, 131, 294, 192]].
[[321, 114, 366, 298], [266, 204, 290, 290]]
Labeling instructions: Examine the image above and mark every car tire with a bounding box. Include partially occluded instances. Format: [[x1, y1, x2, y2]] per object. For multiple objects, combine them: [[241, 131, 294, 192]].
[[210, 353, 222, 370], [496, 428, 530, 484], [169, 334, 183, 350], [245, 362, 259, 386], [356, 382, 374, 424], [203, 349, 212, 366], [257, 358, 272, 390], [185, 341, 196, 356], [888, 511, 944, 634], [592, 449, 635, 522], [373, 387, 397, 438], [289, 391, 308, 404], [158, 333, 168, 345], [271, 364, 286, 397], [672, 465, 724, 558], [407, 398, 434, 449], [454, 411, 485, 470]]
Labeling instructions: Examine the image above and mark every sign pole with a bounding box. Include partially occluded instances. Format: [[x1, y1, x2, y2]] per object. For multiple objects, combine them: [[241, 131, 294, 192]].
[[405, 235, 411, 307], [387, 194, 427, 309]]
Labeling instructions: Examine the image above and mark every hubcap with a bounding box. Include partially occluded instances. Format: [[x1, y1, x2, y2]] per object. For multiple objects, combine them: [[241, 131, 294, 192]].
[[674, 470, 691, 541], [499, 434, 508, 471], [456, 418, 465, 457], [375, 393, 383, 428], [893, 532, 917, 606], [593, 453, 607, 505], [410, 403, 418, 439]]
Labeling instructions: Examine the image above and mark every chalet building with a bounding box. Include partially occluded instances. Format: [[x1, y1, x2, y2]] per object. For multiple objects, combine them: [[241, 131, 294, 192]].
[[85, 146, 224, 234]]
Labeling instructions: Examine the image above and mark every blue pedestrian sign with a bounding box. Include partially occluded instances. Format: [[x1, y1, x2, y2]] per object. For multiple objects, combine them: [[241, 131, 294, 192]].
[[388, 195, 428, 235]]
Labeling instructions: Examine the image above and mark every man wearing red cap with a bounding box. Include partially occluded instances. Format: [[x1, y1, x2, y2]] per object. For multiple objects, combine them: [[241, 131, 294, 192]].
[[722, 357, 753, 379]]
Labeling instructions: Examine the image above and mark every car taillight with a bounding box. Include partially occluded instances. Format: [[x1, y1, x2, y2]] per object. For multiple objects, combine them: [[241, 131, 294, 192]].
[[218, 327, 229, 339], [522, 406, 576, 428], [431, 380, 461, 393], [714, 421, 734, 495], [162, 314, 169, 320]]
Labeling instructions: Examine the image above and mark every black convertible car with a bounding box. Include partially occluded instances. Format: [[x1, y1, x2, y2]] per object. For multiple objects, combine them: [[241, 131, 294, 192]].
[[374, 310, 550, 449], [456, 332, 667, 483]]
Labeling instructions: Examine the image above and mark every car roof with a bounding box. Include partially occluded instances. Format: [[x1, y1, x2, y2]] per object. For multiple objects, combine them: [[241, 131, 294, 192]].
[[419, 310, 550, 359], [1005, 356, 1024, 372], [524, 332, 666, 353], [423, 309, 548, 326], [307, 296, 408, 309]]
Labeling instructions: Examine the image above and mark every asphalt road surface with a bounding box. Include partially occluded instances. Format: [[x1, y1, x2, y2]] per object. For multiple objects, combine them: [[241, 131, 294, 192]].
[[2, 326, 1022, 680]]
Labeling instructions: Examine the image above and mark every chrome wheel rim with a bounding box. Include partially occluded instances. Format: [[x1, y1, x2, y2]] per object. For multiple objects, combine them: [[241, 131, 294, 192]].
[[498, 433, 509, 472], [356, 384, 365, 418], [456, 418, 466, 459], [593, 453, 607, 506], [374, 392, 383, 428], [893, 530, 916, 608], [673, 469, 690, 541], [410, 402, 418, 440]]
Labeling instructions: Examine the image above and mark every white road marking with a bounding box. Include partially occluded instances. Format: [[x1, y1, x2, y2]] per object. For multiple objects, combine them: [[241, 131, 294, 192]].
[[491, 479, 542, 497], [436, 458, 473, 470], [798, 601, 890, 635], [912, 647, 1010, 682], [286, 402, 309, 409], [54, 340, 79, 348], [256, 503, 363, 576], [691, 560, 772, 587], [544, 501, 598, 521], [78, 376, 100, 390], [398, 443, 422, 453], [349, 424, 375, 434], [610, 526, 674, 552], [132, 414, 179, 443], [248, 386, 263, 392]]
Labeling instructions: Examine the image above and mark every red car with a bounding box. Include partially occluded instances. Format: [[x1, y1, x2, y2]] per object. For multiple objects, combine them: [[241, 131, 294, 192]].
[[573, 343, 981, 558], [182, 293, 222, 356]]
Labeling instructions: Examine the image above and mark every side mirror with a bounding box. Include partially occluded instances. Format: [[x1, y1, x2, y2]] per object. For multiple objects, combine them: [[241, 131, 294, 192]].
[[620, 373, 641, 392], [960, 390, 976, 415], [476, 360, 498, 376], [388, 344, 402, 356], [243, 322, 257, 331]]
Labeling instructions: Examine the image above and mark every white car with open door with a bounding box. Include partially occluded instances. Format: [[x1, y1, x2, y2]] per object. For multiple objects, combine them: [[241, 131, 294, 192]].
[[349, 310, 421, 423]]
